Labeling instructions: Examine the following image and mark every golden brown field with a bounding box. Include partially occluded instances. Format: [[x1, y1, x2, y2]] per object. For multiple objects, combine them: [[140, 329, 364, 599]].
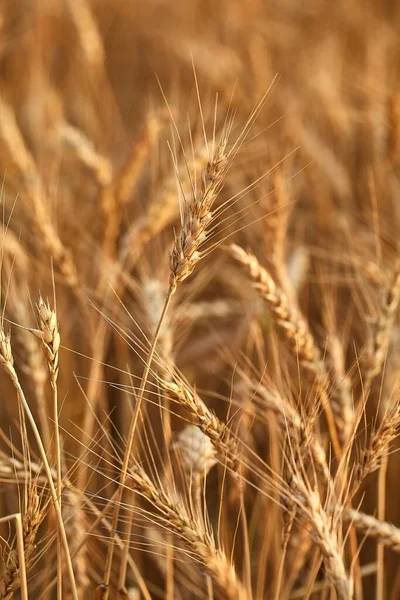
[[0, 1, 400, 598]]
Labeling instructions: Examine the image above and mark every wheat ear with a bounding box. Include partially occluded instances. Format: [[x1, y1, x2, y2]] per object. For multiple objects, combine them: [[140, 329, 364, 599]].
[[229, 243, 342, 459], [0, 327, 78, 599], [343, 508, 400, 552], [32, 295, 63, 597], [129, 464, 249, 600], [101, 133, 231, 596], [0, 486, 43, 600], [291, 476, 353, 600]]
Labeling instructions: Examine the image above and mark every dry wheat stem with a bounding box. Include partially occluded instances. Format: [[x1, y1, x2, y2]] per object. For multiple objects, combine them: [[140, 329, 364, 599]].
[[0, 513, 28, 600], [0, 328, 78, 600], [118, 277, 175, 593]]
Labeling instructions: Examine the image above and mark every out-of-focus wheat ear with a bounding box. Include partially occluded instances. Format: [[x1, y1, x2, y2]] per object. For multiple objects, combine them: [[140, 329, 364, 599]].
[[172, 425, 217, 505], [0, 483, 44, 600], [286, 245, 310, 298], [119, 142, 210, 266], [290, 475, 354, 600], [63, 488, 90, 597], [387, 92, 400, 165], [363, 258, 400, 395], [327, 333, 355, 448], [0, 514, 28, 600], [229, 243, 342, 459], [128, 463, 250, 600], [0, 97, 81, 296], [343, 508, 400, 552], [59, 122, 112, 187], [102, 114, 166, 259], [65, 0, 105, 71], [261, 166, 293, 286], [0, 325, 78, 599]]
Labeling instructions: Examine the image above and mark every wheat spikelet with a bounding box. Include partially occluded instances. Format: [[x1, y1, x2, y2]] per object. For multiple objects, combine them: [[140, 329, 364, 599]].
[[229, 244, 322, 372], [32, 296, 60, 389], [0, 486, 43, 600], [169, 135, 230, 290], [291, 476, 353, 600], [160, 376, 238, 470], [356, 396, 400, 484], [363, 258, 400, 391], [343, 508, 400, 552], [128, 464, 249, 600]]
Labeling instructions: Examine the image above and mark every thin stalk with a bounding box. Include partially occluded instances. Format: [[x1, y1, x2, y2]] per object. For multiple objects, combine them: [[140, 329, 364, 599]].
[[8, 375, 78, 599], [53, 383, 63, 600], [0, 513, 28, 600], [101, 285, 175, 597], [376, 454, 388, 600]]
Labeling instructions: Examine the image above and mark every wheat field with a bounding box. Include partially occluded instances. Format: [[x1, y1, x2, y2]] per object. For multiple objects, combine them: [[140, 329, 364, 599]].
[[0, 1, 400, 599]]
